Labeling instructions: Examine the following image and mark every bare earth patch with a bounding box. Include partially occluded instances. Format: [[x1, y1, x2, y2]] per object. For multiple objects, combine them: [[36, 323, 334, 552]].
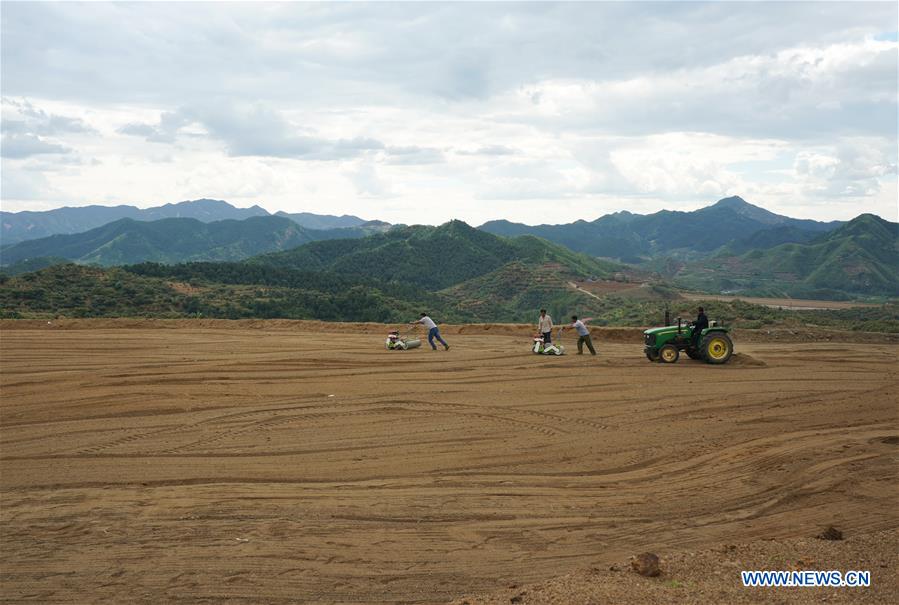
[[167, 281, 206, 296], [679, 292, 883, 311]]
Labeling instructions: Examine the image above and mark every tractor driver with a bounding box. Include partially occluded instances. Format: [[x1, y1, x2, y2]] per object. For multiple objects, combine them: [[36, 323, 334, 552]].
[[692, 306, 709, 348]]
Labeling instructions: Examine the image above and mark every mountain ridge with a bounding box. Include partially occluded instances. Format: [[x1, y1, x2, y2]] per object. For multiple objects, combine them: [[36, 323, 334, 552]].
[[479, 196, 845, 262], [0, 215, 387, 267], [1, 199, 379, 244], [672, 214, 899, 298], [251, 219, 621, 291], [0, 221, 625, 323]]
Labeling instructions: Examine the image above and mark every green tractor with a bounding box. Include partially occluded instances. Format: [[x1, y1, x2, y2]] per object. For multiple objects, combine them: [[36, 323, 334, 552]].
[[643, 316, 734, 364]]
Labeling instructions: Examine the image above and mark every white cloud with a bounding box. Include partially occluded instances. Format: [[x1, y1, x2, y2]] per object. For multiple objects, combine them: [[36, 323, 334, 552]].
[[0, 3, 895, 223], [1, 133, 71, 158], [1, 98, 95, 136], [794, 138, 897, 198], [491, 36, 897, 139], [383, 146, 445, 165], [344, 162, 395, 199], [607, 133, 787, 198], [0, 164, 61, 201], [456, 145, 517, 156]]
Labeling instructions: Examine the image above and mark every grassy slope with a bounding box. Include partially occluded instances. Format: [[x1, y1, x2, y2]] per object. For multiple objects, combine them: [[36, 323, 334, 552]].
[[0, 264, 429, 323], [437, 262, 609, 323]]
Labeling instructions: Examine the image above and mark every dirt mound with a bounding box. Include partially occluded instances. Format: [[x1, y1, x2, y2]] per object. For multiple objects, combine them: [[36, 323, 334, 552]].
[[453, 529, 899, 604], [0, 319, 647, 341], [0, 318, 395, 333], [727, 352, 767, 367]]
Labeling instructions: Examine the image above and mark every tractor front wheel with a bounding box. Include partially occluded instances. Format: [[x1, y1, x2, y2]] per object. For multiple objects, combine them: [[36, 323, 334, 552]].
[[701, 333, 733, 364], [659, 344, 679, 363]]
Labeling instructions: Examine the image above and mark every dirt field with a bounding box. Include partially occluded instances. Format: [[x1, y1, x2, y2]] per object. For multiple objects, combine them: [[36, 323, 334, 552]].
[[678, 292, 883, 311], [1, 321, 897, 604]]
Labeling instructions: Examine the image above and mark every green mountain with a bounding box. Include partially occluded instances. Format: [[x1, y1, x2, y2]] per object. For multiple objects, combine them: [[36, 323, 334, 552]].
[[3, 210, 893, 325], [274, 210, 366, 230], [0, 215, 391, 267], [0, 216, 309, 266], [0, 220, 622, 322], [253, 219, 619, 290], [1, 198, 386, 245], [0, 199, 270, 244], [722, 225, 821, 254], [673, 214, 899, 298], [480, 196, 843, 262]]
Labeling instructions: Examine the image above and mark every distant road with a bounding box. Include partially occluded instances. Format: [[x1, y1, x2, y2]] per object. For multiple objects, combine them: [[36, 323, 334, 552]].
[[679, 292, 881, 311], [570, 280, 643, 298], [568, 281, 603, 300]]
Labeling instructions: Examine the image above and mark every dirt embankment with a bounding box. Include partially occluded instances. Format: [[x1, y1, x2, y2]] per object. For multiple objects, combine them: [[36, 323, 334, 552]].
[[2, 318, 897, 344]]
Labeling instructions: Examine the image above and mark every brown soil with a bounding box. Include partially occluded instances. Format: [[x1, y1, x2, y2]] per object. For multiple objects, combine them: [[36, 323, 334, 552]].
[[1, 321, 897, 604], [4, 318, 897, 344]]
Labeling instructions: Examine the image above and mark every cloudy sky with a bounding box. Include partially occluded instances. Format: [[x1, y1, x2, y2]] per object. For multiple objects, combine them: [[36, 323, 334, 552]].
[[1, 2, 896, 225]]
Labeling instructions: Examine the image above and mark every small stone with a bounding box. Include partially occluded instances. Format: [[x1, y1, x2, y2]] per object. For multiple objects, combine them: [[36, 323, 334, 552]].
[[630, 552, 661, 577], [817, 526, 843, 541]]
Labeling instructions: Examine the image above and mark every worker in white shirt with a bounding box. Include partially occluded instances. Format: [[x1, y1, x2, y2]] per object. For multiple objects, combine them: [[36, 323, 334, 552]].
[[561, 315, 596, 355], [538, 309, 554, 345], [410, 313, 450, 351]]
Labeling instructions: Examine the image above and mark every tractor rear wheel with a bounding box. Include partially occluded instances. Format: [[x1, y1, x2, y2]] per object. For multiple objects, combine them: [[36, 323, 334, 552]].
[[701, 333, 733, 364], [659, 344, 679, 363]]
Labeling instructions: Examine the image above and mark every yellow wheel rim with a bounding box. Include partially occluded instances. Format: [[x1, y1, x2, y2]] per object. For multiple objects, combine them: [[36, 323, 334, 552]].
[[707, 338, 729, 360], [661, 348, 677, 362]]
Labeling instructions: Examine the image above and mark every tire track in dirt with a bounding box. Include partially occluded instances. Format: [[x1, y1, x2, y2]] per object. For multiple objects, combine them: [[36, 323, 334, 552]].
[[2, 327, 896, 604]]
